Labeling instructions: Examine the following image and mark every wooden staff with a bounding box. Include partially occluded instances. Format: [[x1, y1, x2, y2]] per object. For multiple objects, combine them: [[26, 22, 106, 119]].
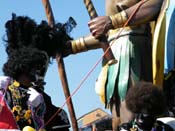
[[41, 0, 78, 130], [83, 0, 117, 65]]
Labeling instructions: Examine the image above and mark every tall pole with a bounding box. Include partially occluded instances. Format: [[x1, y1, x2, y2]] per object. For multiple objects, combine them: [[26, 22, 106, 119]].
[[83, 0, 117, 65], [42, 0, 78, 130]]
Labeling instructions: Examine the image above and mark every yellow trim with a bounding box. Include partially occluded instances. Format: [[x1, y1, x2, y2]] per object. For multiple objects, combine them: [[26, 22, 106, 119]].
[[152, 0, 170, 87], [109, 11, 128, 28], [71, 40, 78, 54], [71, 37, 88, 54]]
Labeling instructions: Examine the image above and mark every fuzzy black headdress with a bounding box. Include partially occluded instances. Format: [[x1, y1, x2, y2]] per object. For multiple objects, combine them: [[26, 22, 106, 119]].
[[4, 13, 76, 58], [3, 47, 48, 81], [3, 13, 76, 81]]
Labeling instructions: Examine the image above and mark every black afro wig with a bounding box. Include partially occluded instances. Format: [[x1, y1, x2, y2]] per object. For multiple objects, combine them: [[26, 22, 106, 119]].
[[3, 47, 48, 80], [125, 81, 166, 117]]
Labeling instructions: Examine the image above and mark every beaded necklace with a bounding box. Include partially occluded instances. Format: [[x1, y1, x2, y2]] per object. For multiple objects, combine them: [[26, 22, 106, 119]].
[[8, 81, 32, 125]]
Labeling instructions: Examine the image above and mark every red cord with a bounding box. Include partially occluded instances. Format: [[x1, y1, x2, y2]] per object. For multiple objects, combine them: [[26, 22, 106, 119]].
[[45, 0, 146, 126]]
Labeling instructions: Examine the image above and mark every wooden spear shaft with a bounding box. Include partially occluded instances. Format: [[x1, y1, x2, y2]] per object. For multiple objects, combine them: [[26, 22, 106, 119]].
[[42, 0, 78, 130], [83, 0, 117, 65]]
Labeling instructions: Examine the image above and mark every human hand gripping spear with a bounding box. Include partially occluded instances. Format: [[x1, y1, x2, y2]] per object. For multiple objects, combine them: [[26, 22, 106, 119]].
[[83, 0, 117, 65], [41, 0, 78, 130]]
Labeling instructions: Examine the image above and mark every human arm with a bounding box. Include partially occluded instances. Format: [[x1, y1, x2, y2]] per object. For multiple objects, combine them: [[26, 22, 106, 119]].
[[88, 0, 163, 38], [125, 0, 163, 25], [63, 0, 163, 56], [62, 34, 101, 56]]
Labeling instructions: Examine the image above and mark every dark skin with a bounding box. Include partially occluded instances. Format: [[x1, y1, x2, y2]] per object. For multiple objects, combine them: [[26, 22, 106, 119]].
[[63, 0, 163, 130], [16, 74, 32, 87], [88, 0, 163, 39], [86, 0, 163, 130], [63, 0, 163, 56]]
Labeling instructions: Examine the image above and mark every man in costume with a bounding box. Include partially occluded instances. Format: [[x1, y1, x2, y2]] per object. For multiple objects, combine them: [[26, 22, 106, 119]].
[[1, 14, 76, 130], [63, 0, 164, 130], [3, 47, 71, 131]]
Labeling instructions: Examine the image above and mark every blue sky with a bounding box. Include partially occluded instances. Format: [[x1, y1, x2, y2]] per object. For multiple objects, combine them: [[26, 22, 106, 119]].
[[0, 0, 110, 126]]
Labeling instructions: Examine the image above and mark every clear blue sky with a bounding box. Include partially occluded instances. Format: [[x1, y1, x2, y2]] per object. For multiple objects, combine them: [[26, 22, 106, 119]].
[[0, 0, 110, 126]]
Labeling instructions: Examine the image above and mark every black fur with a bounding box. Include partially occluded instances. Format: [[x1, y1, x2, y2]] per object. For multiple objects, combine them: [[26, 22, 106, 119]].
[[4, 13, 73, 58], [3, 13, 75, 79], [125, 81, 166, 116], [3, 47, 48, 80]]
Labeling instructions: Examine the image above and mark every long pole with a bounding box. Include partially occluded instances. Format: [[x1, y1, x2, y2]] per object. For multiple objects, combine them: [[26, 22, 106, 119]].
[[42, 0, 78, 130], [83, 0, 117, 65]]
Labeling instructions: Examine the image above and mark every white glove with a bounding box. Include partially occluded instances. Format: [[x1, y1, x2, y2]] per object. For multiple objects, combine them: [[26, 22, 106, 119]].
[[0, 76, 11, 95], [0, 76, 11, 89], [27, 88, 44, 108]]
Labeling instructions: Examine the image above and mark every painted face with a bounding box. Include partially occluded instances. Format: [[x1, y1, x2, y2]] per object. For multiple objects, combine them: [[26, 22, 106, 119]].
[[135, 113, 155, 131], [17, 73, 32, 87]]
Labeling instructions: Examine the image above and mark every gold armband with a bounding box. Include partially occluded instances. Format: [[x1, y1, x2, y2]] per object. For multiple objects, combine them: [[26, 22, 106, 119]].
[[109, 11, 128, 28], [71, 37, 88, 54]]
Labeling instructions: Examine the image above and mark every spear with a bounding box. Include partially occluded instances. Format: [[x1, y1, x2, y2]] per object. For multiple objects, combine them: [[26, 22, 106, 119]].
[[41, 0, 78, 130], [83, 0, 117, 65]]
